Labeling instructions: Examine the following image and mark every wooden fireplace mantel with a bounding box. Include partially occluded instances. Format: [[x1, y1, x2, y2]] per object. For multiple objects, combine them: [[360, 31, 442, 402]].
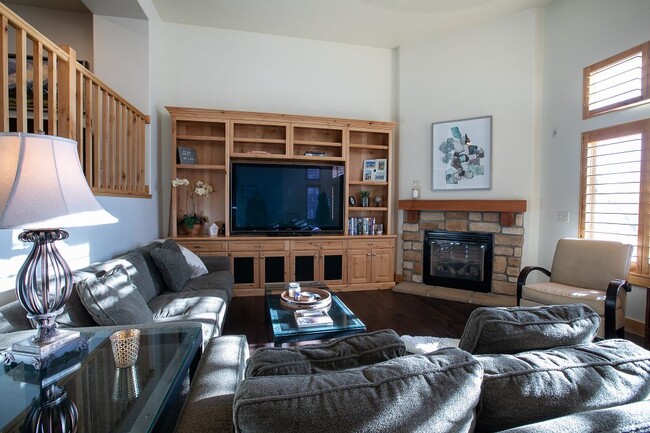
[[398, 199, 527, 226]]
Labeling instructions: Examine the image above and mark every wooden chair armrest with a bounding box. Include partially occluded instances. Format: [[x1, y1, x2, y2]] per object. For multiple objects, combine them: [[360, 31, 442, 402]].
[[604, 279, 631, 338], [516, 266, 551, 304]]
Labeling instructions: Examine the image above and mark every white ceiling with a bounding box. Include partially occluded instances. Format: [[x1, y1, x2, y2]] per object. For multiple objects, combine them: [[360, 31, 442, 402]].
[[5, 0, 556, 48], [150, 0, 555, 48]]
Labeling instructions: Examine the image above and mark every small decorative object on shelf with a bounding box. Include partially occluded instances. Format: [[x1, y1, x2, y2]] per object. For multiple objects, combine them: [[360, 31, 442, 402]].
[[375, 223, 384, 235], [172, 178, 214, 235], [360, 190, 370, 207], [349, 196, 356, 206], [374, 196, 382, 207], [411, 180, 421, 199]]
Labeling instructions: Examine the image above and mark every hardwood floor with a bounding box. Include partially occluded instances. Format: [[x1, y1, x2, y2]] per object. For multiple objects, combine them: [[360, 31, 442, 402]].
[[222, 289, 646, 352], [222, 289, 479, 352]]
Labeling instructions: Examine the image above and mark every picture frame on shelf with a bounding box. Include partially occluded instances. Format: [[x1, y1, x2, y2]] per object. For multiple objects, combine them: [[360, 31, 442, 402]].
[[363, 159, 376, 181], [373, 172, 386, 182], [178, 146, 198, 164], [373, 158, 387, 181], [432, 115, 492, 190]]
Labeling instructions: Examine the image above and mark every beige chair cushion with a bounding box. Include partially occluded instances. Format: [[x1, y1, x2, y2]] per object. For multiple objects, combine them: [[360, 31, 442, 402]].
[[550, 239, 632, 291], [519, 283, 627, 337], [521, 282, 626, 315]]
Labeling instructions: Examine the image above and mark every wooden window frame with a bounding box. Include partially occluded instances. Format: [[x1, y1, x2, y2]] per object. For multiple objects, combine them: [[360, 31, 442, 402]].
[[580, 119, 650, 286], [583, 42, 650, 119]]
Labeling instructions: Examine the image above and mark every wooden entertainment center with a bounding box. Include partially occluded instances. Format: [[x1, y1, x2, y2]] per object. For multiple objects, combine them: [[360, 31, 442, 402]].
[[167, 107, 397, 296]]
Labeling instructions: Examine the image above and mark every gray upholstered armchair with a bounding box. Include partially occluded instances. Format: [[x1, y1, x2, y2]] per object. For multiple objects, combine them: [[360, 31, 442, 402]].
[[517, 238, 633, 339]]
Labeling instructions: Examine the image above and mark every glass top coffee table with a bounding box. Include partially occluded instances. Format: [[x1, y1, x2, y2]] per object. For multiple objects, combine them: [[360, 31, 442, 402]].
[[0, 325, 202, 433], [265, 281, 366, 347]]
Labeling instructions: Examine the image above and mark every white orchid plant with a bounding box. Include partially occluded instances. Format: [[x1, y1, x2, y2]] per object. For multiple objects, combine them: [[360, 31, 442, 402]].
[[171, 178, 214, 229]]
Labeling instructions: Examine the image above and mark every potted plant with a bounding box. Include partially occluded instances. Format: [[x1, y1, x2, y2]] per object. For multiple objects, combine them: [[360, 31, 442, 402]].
[[172, 178, 214, 236], [359, 190, 370, 208]]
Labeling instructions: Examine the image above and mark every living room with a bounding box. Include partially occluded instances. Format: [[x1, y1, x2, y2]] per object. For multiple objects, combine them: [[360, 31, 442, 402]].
[[0, 0, 648, 334], [1, 0, 650, 432]]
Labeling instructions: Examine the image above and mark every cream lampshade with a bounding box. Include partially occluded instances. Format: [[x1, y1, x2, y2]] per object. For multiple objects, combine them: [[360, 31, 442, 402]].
[[0, 132, 117, 369]]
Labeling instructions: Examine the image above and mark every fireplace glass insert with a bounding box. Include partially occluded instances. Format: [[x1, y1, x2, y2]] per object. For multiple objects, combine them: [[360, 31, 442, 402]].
[[423, 230, 493, 292]]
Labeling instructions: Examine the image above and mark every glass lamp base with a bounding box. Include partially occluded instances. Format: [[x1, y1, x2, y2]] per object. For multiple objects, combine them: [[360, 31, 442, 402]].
[[4, 330, 87, 370]]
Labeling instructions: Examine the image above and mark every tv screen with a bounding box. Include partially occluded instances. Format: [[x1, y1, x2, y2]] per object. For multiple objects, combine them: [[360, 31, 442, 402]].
[[231, 162, 345, 235]]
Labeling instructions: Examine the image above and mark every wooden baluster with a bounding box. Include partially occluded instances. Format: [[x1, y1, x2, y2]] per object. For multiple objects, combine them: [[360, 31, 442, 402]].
[[57, 45, 76, 140]]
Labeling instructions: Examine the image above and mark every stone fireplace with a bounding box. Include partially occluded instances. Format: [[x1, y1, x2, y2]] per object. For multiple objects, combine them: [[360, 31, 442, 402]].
[[398, 200, 526, 303]]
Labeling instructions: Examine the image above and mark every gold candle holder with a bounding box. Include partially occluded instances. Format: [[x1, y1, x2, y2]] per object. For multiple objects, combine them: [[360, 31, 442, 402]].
[[109, 329, 140, 368]]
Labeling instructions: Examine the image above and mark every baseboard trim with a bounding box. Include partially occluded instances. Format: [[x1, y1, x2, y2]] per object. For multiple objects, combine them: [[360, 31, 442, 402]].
[[626, 317, 645, 337]]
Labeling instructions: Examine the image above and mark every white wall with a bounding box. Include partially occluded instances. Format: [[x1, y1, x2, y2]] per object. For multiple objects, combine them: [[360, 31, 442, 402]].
[[540, 0, 650, 322], [397, 8, 543, 269], [158, 23, 396, 234]]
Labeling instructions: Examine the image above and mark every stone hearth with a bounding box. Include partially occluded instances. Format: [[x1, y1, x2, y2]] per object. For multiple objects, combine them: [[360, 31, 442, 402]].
[[397, 200, 526, 304]]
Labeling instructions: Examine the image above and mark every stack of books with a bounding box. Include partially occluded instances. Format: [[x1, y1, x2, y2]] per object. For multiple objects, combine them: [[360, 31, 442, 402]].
[[348, 217, 376, 235], [294, 309, 333, 328]]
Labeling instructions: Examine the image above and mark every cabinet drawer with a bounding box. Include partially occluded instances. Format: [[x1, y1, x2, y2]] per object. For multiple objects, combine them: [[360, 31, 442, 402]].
[[290, 240, 345, 250], [229, 240, 286, 252], [177, 240, 227, 253], [348, 238, 394, 249]]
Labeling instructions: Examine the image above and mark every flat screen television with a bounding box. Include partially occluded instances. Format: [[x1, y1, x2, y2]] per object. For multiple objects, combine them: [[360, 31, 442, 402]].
[[230, 162, 345, 235]]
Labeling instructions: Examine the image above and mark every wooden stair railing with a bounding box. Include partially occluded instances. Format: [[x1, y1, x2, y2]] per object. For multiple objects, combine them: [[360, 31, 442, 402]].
[[0, 2, 151, 198]]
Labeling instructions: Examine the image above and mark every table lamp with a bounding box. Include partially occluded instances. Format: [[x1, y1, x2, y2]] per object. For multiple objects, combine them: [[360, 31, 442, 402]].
[[0, 132, 118, 369]]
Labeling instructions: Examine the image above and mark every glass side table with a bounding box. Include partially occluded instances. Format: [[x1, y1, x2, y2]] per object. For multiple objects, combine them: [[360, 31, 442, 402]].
[[265, 281, 366, 347], [0, 325, 202, 433]]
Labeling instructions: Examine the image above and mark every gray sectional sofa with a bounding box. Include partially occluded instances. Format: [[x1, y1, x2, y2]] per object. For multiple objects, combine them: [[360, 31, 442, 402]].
[[221, 305, 650, 433], [0, 239, 234, 342]]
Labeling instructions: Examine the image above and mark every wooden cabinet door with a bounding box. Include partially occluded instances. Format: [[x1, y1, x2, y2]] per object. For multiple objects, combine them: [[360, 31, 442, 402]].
[[347, 249, 371, 284], [291, 250, 319, 282], [320, 250, 345, 285], [371, 249, 394, 283], [230, 251, 259, 289], [260, 251, 288, 285]]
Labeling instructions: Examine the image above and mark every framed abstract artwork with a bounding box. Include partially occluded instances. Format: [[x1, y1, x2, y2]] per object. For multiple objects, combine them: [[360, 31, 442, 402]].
[[432, 115, 492, 190]]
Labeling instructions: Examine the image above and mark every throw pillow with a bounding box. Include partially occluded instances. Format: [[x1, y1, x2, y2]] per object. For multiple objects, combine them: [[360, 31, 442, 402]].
[[235, 348, 482, 433], [76, 265, 154, 326], [150, 240, 193, 292], [246, 329, 406, 377], [474, 339, 650, 432], [458, 304, 600, 355], [178, 244, 209, 278]]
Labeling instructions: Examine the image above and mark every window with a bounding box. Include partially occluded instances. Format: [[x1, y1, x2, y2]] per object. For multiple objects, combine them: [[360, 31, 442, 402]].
[[583, 42, 650, 118], [580, 120, 650, 285]]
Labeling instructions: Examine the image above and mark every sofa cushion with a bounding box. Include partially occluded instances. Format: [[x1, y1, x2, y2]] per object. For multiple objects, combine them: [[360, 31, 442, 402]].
[[182, 272, 234, 300], [56, 286, 96, 328], [77, 265, 154, 326], [149, 289, 228, 319], [178, 244, 209, 278], [151, 240, 193, 292], [149, 289, 229, 340], [130, 241, 167, 296], [475, 339, 650, 432], [458, 304, 599, 355], [497, 400, 650, 433], [234, 348, 483, 433], [112, 252, 158, 303], [73, 252, 158, 304], [175, 335, 250, 433], [245, 329, 406, 377], [0, 300, 32, 333]]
